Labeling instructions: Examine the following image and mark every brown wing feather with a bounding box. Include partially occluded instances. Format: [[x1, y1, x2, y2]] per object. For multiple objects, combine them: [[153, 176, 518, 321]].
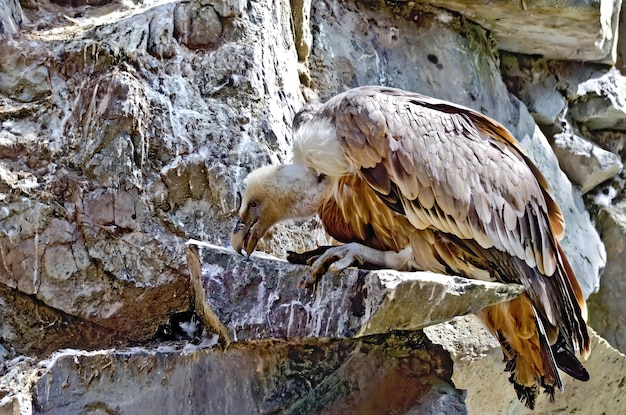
[[318, 175, 410, 252], [318, 176, 495, 280], [466, 112, 565, 240]]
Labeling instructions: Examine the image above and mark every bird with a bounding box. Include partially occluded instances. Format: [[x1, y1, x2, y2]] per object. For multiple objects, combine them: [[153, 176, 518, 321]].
[[230, 85, 590, 409]]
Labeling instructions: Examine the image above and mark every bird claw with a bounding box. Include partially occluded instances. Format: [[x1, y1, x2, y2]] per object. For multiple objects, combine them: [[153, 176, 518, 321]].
[[296, 243, 364, 289]]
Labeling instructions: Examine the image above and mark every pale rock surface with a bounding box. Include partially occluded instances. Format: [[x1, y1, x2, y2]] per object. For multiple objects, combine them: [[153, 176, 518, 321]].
[[500, 53, 626, 205], [500, 53, 626, 136], [209, 0, 247, 18], [186, 242, 523, 343], [617, 2, 626, 72], [551, 130, 623, 194], [0, 0, 21, 40], [173, 1, 223, 50], [425, 316, 626, 415], [413, 0, 622, 63], [0, 283, 121, 357], [588, 203, 626, 353], [570, 68, 626, 130], [291, 0, 312, 62], [500, 55, 569, 126], [592, 129, 626, 160], [587, 129, 626, 209], [0, 333, 465, 415]]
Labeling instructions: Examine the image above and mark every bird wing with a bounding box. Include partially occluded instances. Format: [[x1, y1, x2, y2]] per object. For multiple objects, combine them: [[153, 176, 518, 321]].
[[322, 86, 587, 354], [325, 85, 562, 276]]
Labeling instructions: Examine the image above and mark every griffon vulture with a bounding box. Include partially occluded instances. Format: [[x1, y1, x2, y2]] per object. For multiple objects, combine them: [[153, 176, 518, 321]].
[[231, 86, 590, 408]]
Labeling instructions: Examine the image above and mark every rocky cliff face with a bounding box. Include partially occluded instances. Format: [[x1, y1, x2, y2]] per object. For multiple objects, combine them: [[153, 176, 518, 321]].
[[1, 0, 625, 414]]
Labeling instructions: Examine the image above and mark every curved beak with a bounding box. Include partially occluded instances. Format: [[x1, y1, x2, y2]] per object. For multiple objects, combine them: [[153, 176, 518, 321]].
[[230, 217, 261, 256]]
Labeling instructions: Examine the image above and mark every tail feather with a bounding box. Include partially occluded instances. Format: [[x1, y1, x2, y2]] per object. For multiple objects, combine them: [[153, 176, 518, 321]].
[[510, 375, 540, 410], [478, 297, 558, 399], [555, 244, 590, 358], [435, 231, 590, 408], [518, 239, 589, 363], [552, 333, 590, 381], [477, 293, 588, 409], [532, 306, 562, 391]]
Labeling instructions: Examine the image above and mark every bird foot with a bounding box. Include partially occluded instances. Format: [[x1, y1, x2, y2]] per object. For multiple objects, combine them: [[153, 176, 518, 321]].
[[286, 245, 335, 265], [295, 243, 365, 289]]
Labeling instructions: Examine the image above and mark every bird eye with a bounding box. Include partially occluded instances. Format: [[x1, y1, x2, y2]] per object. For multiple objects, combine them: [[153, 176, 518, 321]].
[[248, 200, 258, 209]]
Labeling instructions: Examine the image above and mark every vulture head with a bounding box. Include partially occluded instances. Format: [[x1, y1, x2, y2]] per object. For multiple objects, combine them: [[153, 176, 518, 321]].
[[231, 163, 331, 256]]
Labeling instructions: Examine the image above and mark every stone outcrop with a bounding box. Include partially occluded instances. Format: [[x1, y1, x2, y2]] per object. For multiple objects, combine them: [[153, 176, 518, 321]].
[[2, 0, 626, 413], [570, 68, 626, 130], [6, 240, 522, 414], [0, 332, 465, 415], [551, 130, 623, 194], [415, 0, 622, 63], [501, 55, 625, 196], [0, 0, 21, 40], [187, 242, 523, 342], [425, 316, 626, 415], [589, 203, 626, 352]]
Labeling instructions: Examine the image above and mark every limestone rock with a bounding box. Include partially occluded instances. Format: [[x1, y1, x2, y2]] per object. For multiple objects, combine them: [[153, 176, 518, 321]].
[[0, 0, 622, 413], [500, 54, 626, 136], [587, 203, 626, 353], [0, 333, 465, 415], [591, 129, 626, 160], [500, 55, 568, 126], [500, 55, 624, 194], [0, 0, 21, 40], [186, 241, 523, 343], [616, 3, 626, 73], [290, 0, 313, 63], [209, 0, 246, 18], [0, 43, 51, 103], [0, 0, 313, 355], [500, 54, 613, 127], [0, 284, 121, 357], [551, 131, 623, 194], [310, 0, 605, 298], [570, 68, 626, 130], [586, 130, 626, 207], [174, 1, 223, 49], [416, 0, 622, 63], [425, 316, 626, 415], [311, 1, 511, 123]]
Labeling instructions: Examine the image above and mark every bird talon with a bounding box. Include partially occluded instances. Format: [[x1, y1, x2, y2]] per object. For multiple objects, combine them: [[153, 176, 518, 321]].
[[297, 272, 319, 290], [296, 275, 309, 289], [306, 255, 320, 266]]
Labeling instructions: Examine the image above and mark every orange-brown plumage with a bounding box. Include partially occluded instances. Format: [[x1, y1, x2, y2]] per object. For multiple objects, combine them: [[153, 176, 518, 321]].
[[232, 86, 590, 408]]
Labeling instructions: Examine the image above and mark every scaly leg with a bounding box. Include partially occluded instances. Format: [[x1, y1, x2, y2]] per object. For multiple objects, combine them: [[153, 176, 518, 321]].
[[295, 243, 413, 288]]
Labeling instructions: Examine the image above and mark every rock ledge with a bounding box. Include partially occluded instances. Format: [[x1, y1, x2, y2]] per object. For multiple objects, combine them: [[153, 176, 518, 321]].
[[186, 241, 524, 343]]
